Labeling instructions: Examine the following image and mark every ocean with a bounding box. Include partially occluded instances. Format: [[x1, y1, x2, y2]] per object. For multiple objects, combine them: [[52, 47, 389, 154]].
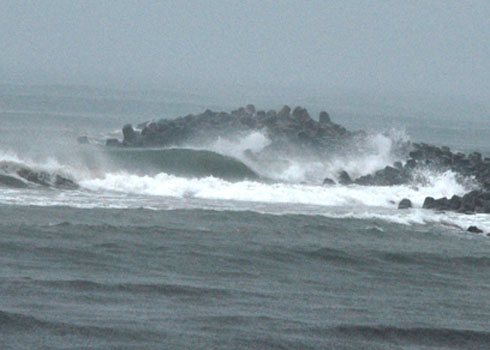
[[1, 85, 489, 349]]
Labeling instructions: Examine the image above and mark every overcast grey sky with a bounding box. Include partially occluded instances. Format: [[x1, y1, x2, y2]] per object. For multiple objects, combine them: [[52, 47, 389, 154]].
[[1, 1, 489, 100]]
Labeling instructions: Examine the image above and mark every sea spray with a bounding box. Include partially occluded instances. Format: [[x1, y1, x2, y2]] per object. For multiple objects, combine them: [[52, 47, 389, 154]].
[[79, 168, 469, 208]]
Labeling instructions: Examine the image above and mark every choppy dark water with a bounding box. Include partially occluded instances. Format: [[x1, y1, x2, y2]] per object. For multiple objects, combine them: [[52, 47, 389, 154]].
[[1, 86, 489, 349], [1, 206, 489, 349]]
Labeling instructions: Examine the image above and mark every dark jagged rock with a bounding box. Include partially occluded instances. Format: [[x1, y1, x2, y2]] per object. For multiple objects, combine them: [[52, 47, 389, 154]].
[[467, 226, 483, 234], [322, 177, 335, 185], [319, 111, 330, 125], [422, 191, 490, 214], [433, 197, 451, 211], [16, 168, 78, 189], [405, 159, 416, 169], [54, 174, 78, 188], [423, 197, 436, 209], [354, 166, 409, 186], [123, 124, 140, 146], [112, 105, 354, 157], [245, 104, 256, 115], [398, 198, 412, 209], [338, 171, 352, 185], [348, 140, 490, 215], [449, 195, 462, 210], [277, 105, 291, 119], [422, 196, 451, 211], [106, 105, 490, 216], [459, 190, 490, 213], [393, 161, 403, 170], [0, 162, 78, 189]]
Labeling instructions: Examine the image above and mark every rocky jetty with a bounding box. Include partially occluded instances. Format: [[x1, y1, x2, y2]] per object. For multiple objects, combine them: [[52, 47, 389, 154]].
[[108, 105, 353, 156], [106, 105, 490, 217], [423, 191, 490, 214], [333, 142, 490, 214], [342, 143, 490, 190]]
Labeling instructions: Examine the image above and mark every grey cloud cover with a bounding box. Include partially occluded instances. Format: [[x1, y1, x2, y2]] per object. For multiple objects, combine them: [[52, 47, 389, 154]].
[[1, 1, 489, 100]]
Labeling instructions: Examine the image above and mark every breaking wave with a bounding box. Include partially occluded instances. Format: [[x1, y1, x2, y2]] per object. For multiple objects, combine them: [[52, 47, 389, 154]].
[[80, 169, 468, 208], [0, 128, 488, 234], [105, 148, 259, 180]]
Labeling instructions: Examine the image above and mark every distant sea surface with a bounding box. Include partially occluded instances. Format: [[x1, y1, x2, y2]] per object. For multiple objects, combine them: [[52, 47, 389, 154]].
[[1, 86, 489, 349]]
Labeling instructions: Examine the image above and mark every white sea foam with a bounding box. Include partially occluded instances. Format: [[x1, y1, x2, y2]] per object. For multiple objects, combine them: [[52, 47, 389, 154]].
[[235, 128, 411, 183], [79, 168, 469, 208], [74, 168, 490, 233], [1, 137, 488, 235], [206, 131, 271, 158], [327, 129, 409, 180], [180, 128, 410, 184], [0, 150, 68, 174], [0, 149, 100, 183]]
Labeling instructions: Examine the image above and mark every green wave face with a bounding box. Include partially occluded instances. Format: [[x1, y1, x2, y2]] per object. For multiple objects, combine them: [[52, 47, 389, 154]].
[[104, 148, 259, 181]]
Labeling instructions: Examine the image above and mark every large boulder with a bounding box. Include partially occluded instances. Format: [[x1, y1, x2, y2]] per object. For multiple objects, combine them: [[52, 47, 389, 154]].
[[106, 106, 355, 158], [423, 191, 490, 214], [292, 107, 313, 124], [277, 106, 291, 120], [398, 198, 412, 209], [123, 124, 138, 145], [422, 197, 436, 209], [354, 165, 409, 186], [322, 177, 335, 185], [467, 226, 483, 234], [338, 171, 353, 185], [319, 111, 330, 125]]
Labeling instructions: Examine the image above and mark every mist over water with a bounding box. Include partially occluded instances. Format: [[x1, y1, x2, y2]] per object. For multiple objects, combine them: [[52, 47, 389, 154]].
[[1, 75, 489, 350], [1, 2, 489, 349], [0, 85, 487, 234]]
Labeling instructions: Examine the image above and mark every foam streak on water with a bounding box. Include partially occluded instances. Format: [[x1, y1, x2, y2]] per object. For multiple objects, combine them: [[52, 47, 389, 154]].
[[0, 126, 488, 235], [79, 170, 465, 208]]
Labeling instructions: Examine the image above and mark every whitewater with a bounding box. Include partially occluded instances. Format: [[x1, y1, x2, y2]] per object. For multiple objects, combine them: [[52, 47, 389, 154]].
[[0, 129, 487, 234], [1, 87, 490, 350]]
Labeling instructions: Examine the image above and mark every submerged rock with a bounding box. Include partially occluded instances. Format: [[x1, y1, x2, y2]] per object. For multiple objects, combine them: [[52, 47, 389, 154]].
[[319, 111, 331, 125], [338, 171, 353, 185], [422, 191, 490, 214], [467, 226, 483, 234], [422, 197, 436, 209], [322, 177, 335, 185], [354, 166, 409, 186], [122, 124, 140, 146], [398, 198, 412, 209], [105, 105, 490, 216], [0, 162, 78, 189]]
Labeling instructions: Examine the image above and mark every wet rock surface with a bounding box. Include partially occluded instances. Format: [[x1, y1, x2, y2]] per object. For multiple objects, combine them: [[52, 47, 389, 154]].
[[398, 198, 412, 209], [107, 105, 490, 217], [322, 177, 335, 185], [334, 143, 490, 215], [467, 226, 483, 234], [111, 105, 354, 157], [0, 162, 78, 189], [422, 191, 490, 214]]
